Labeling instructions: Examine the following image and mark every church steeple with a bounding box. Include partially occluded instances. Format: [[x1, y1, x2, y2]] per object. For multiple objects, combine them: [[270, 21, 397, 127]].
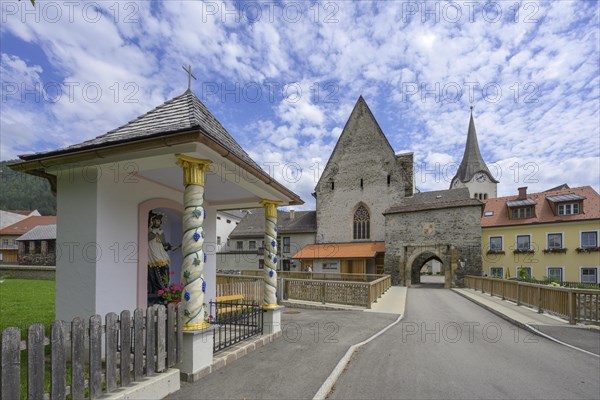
[[450, 108, 498, 199]]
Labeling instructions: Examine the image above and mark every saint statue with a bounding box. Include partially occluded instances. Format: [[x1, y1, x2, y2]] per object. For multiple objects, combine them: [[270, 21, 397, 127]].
[[147, 211, 175, 295]]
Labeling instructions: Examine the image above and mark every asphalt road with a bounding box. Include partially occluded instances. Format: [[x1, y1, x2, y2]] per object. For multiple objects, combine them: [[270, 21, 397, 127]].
[[171, 308, 398, 399], [330, 283, 600, 400]]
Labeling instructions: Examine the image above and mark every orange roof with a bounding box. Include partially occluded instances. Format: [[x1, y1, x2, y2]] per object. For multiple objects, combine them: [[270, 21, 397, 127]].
[[482, 186, 599, 228], [0, 216, 57, 235], [292, 242, 385, 259]]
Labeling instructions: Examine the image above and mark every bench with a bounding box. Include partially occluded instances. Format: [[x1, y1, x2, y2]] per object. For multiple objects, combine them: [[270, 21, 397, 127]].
[[214, 294, 250, 318]]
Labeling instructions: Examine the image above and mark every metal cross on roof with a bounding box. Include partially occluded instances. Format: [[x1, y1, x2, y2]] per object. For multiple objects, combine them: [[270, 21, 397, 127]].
[[182, 64, 197, 91]]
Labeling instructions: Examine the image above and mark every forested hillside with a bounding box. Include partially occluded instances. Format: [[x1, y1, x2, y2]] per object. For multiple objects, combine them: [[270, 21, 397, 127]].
[[0, 160, 56, 215]]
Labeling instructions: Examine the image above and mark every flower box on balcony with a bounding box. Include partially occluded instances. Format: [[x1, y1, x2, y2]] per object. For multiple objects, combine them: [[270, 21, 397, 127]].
[[575, 247, 600, 253], [542, 248, 568, 254], [486, 250, 505, 255], [513, 249, 534, 254]]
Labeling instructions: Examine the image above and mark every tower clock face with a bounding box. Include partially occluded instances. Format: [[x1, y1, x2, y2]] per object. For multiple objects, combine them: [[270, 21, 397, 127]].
[[475, 173, 487, 183]]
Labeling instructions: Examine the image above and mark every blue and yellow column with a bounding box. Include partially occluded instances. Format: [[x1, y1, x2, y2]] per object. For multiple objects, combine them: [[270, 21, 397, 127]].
[[177, 155, 212, 331], [260, 199, 281, 308]]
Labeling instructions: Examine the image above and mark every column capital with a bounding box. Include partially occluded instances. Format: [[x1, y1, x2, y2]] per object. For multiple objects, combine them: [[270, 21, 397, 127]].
[[176, 155, 212, 186], [260, 199, 282, 218]]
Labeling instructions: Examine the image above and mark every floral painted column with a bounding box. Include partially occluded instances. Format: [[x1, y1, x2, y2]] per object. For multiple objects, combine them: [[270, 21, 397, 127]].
[[260, 199, 281, 308], [176, 155, 212, 331]]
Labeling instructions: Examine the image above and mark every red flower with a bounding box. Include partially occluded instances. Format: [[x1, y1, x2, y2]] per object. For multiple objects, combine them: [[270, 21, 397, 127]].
[[158, 289, 164, 295]]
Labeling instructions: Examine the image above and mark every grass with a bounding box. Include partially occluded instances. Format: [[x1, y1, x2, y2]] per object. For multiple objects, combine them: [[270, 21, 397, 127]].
[[0, 278, 56, 398], [0, 278, 56, 339]]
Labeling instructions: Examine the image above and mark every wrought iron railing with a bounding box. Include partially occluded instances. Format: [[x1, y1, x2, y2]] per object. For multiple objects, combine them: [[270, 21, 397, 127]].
[[210, 300, 263, 353]]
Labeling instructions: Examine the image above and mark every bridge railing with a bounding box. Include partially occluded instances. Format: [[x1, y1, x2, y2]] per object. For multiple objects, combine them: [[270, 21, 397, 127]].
[[464, 276, 600, 325]]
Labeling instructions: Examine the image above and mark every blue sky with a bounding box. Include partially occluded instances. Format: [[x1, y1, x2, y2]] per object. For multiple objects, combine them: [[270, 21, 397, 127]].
[[1, 0, 599, 209]]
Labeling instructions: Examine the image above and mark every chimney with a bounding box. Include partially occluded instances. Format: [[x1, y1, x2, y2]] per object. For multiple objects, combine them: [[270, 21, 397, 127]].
[[289, 209, 295, 220], [517, 187, 528, 200]]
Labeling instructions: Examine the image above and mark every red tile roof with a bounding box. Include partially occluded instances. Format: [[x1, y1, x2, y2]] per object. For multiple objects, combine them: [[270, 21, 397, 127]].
[[482, 186, 599, 228], [5, 210, 35, 216], [292, 242, 385, 259], [0, 216, 57, 235]]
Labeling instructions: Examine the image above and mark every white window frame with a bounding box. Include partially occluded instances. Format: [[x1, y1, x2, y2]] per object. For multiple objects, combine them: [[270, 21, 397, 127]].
[[580, 267, 599, 284], [546, 266, 563, 283], [489, 267, 504, 278], [580, 230, 599, 249], [546, 232, 563, 249], [489, 236, 503, 251], [248, 240, 256, 250], [516, 234, 531, 251], [557, 202, 580, 215]]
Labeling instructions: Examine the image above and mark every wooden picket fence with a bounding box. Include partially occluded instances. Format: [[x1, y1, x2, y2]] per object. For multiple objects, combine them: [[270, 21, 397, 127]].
[[1, 304, 183, 399]]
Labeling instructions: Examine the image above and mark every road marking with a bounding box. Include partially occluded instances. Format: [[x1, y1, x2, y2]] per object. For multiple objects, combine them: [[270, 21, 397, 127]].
[[312, 312, 405, 400], [524, 323, 600, 358]]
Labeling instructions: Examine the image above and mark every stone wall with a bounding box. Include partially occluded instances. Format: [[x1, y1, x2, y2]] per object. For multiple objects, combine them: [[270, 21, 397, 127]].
[[315, 98, 412, 243], [0, 265, 56, 280], [384, 204, 482, 287]]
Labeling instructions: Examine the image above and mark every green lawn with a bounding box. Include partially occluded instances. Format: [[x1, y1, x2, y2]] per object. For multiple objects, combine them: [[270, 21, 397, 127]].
[[0, 278, 56, 338]]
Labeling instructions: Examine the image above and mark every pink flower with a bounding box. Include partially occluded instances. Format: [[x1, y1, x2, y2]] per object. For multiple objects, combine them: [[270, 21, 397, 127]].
[[209, 315, 214, 320], [157, 290, 164, 295], [164, 287, 170, 292]]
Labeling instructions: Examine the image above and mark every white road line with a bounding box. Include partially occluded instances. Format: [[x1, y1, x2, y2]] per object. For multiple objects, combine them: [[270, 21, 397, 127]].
[[525, 323, 600, 358], [312, 312, 405, 400]]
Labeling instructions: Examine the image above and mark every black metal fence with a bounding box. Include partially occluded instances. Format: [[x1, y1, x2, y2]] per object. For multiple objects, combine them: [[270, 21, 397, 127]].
[[210, 300, 263, 353]]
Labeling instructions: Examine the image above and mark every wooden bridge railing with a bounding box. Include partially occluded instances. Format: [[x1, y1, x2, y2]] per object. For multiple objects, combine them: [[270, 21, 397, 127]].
[[464, 276, 600, 325], [1, 304, 183, 399]]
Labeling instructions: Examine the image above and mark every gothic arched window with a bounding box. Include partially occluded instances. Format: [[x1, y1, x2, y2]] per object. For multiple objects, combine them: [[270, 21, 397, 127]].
[[353, 205, 370, 240]]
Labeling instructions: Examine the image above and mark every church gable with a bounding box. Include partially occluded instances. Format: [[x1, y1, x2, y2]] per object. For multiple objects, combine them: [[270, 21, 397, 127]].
[[316, 96, 398, 191], [315, 96, 410, 243]]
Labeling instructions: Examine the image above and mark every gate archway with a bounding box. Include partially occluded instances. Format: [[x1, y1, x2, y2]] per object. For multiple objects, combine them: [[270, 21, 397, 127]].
[[401, 244, 458, 288]]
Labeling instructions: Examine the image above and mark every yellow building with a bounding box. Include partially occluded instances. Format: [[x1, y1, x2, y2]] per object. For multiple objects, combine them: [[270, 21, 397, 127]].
[[482, 185, 600, 284]]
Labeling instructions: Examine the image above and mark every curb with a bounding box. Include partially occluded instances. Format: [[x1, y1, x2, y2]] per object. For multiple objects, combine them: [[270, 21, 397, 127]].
[[452, 289, 600, 358]]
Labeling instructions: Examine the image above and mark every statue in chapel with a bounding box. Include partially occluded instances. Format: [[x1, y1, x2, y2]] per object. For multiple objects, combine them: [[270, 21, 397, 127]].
[[147, 211, 176, 295]]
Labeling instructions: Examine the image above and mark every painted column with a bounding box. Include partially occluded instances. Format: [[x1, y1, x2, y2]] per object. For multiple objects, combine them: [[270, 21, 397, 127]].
[[176, 155, 212, 330], [260, 200, 281, 308]]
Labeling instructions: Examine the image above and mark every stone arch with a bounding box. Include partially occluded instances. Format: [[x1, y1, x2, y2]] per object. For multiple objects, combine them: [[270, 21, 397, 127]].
[[137, 198, 184, 308], [352, 202, 371, 240], [401, 245, 458, 288]]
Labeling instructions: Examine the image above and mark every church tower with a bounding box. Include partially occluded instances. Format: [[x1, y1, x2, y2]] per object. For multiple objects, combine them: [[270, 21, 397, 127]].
[[450, 108, 498, 199]]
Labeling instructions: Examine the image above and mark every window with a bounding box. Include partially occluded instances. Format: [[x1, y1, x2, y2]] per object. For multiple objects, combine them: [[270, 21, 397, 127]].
[[581, 268, 598, 283], [353, 205, 370, 240], [331, 181, 334, 190], [1, 239, 8, 246], [236, 241, 243, 250], [484, 211, 494, 217], [581, 231, 598, 248], [283, 237, 290, 253], [512, 207, 534, 219], [217, 216, 221, 220], [249, 241, 256, 250], [483, 193, 488, 200], [226, 219, 231, 224], [547, 267, 563, 283], [517, 267, 532, 278], [387, 175, 391, 186], [258, 259, 264, 269], [282, 260, 291, 271], [323, 262, 338, 270], [516, 235, 531, 251], [489, 236, 503, 251], [10, 239, 16, 246], [547, 233, 563, 249], [217, 236, 221, 245], [490, 267, 503, 278], [360, 178, 363, 189], [558, 203, 580, 215]]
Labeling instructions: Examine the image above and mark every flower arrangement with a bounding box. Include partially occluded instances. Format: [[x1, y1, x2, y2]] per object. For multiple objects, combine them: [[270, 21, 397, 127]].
[[542, 248, 567, 254], [158, 282, 184, 302], [575, 247, 600, 253]]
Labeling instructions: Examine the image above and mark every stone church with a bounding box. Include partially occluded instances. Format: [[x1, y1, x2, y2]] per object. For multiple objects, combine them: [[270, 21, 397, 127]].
[[292, 97, 493, 287]]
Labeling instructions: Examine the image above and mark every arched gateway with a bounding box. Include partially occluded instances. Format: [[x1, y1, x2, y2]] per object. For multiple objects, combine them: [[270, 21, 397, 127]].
[[383, 188, 484, 288]]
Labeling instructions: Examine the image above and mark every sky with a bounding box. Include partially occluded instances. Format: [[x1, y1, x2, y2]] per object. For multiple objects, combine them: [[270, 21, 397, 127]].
[[1, 0, 599, 209]]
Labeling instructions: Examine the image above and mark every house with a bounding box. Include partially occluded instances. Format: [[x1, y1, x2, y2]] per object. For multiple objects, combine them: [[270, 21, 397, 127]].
[[481, 185, 600, 283], [218, 208, 316, 271], [215, 210, 244, 252], [16, 224, 57, 266], [0, 209, 41, 229], [290, 97, 484, 286], [0, 215, 56, 264]]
